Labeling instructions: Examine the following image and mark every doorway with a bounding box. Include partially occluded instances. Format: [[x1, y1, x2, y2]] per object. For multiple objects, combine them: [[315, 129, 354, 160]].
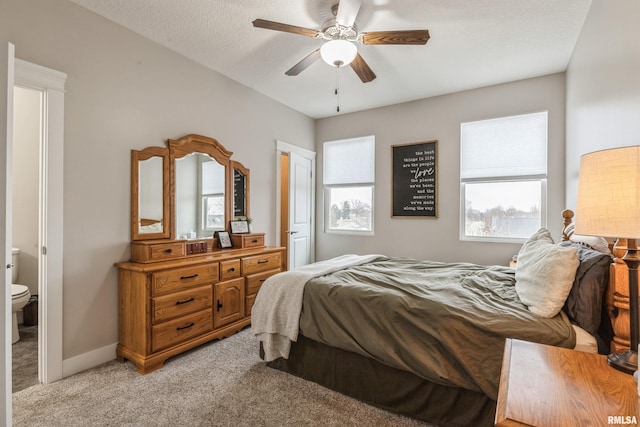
[[12, 59, 65, 387], [12, 85, 39, 391], [276, 141, 316, 270]]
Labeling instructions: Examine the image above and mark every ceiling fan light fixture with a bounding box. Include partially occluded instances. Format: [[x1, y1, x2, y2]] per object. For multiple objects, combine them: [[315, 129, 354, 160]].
[[320, 39, 357, 67]]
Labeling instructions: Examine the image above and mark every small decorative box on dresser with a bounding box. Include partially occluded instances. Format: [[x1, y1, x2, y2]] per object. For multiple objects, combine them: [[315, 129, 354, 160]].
[[120, 133, 286, 374], [496, 339, 639, 427], [116, 245, 284, 374], [230, 232, 265, 249]]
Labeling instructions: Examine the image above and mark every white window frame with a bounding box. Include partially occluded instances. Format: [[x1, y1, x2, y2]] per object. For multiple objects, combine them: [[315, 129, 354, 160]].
[[197, 158, 226, 235], [323, 136, 375, 236], [202, 194, 225, 231], [460, 112, 548, 243]]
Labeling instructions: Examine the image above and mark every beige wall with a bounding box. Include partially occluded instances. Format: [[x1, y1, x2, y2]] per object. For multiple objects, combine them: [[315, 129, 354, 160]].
[[565, 0, 640, 208], [315, 74, 567, 266], [4, 0, 315, 361]]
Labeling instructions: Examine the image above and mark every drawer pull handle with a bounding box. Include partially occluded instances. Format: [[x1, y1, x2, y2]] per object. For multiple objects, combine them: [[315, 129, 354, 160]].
[[228, 267, 236, 272], [257, 259, 269, 264], [177, 322, 195, 331], [217, 300, 223, 311], [252, 239, 258, 243], [165, 248, 173, 254], [176, 297, 195, 305], [180, 274, 199, 280]]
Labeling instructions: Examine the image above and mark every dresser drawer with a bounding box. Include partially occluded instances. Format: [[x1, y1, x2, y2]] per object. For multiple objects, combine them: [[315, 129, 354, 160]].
[[246, 268, 281, 297], [152, 309, 212, 352], [152, 263, 219, 296], [131, 241, 185, 263], [242, 252, 282, 276], [152, 286, 212, 323], [231, 233, 264, 249], [220, 259, 241, 281], [149, 242, 185, 261]]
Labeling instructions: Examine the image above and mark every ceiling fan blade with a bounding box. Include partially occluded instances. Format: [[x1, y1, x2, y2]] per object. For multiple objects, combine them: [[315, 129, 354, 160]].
[[350, 53, 376, 83], [336, 0, 362, 28], [361, 29, 430, 45], [252, 19, 321, 38], [285, 49, 322, 76]]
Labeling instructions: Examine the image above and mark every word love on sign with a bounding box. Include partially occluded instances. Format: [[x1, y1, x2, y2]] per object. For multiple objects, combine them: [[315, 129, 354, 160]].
[[392, 140, 437, 218]]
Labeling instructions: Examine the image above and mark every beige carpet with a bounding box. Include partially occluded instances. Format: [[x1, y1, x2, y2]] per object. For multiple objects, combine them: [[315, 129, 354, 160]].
[[12, 328, 430, 426]]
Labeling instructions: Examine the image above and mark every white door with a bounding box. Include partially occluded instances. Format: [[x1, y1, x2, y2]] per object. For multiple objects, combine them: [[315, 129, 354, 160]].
[[288, 151, 314, 269], [276, 141, 315, 270], [1, 41, 15, 426]]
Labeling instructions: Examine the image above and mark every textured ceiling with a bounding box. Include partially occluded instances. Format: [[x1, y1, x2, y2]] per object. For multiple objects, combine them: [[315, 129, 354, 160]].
[[70, 0, 592, 119]]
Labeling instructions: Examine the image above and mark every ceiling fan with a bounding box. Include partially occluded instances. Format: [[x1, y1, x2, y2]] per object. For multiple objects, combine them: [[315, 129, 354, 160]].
[[252, 0, 430, 83]]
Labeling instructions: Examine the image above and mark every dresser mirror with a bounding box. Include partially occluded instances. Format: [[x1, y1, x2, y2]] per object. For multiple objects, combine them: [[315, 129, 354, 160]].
[[131, 134, 250, 241], [131, 147, 170, 240], [232, 160, 250, 218], [174, 152, 226, 239]]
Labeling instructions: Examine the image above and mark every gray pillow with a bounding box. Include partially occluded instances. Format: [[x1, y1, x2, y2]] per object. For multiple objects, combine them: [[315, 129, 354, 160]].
[[559, 241, 612, 335]]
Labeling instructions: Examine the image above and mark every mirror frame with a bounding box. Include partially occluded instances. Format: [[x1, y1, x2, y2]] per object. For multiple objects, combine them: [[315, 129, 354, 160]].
[[132, 134, 250, 241], [131, 146, 171, 241], [231, 160, 250, 220], [168, 134, 234, 240]]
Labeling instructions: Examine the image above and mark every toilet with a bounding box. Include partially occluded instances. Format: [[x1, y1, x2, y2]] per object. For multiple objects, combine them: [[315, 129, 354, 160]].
[[11, 248, 31, 344]]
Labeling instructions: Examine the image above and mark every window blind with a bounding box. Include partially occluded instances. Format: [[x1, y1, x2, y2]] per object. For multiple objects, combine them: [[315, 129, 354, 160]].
[[323, 136, 375, 185], [460, 111, 547, 179], [202, 160, 225, 194]]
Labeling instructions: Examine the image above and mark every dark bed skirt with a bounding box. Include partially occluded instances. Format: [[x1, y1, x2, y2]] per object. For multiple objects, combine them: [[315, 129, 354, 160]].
[[263, 335, 496, 427]]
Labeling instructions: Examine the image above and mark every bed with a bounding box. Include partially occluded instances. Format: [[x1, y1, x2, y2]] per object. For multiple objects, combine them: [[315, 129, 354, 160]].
[[252, 210, 623, 427]]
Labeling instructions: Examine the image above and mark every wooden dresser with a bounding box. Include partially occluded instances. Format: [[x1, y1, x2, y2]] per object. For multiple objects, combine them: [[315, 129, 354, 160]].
[[496, 339, 638, 426], [116, 243, 284, 374], [122, 134, 283, 374]]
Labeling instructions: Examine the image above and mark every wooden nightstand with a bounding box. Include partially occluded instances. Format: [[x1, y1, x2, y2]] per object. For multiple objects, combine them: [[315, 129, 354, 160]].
[[496, 339, 639, 426]]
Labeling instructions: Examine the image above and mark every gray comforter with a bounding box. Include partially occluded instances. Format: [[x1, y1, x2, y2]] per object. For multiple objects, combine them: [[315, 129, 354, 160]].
[[298, 257, 576, 400]]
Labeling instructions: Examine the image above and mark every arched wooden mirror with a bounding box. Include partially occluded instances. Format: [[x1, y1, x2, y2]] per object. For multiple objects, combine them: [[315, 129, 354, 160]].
[[169, 134, 234, 240], [131, 134, 250, 241], [131, 146, 170, 240]]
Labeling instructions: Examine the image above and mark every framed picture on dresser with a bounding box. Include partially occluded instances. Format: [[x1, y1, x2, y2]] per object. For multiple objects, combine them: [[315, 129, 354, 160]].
[[216, 231, 232, 248], [230, 220, 249, 234]]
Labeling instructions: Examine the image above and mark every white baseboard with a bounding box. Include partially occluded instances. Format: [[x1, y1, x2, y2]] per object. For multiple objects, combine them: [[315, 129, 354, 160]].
[[62, 343, 117, 378]]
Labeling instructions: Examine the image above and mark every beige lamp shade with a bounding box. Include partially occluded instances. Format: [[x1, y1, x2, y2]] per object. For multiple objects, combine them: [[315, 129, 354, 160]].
[[575, 146, 640, 239]]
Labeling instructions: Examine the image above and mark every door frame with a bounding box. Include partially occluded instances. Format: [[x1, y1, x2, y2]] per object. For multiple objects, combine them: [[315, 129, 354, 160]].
[[14, 58, 65, 384], [275, 140, 316, 269]]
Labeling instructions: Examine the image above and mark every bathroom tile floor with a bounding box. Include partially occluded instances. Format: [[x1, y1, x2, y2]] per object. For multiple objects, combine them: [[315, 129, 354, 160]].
[[13, 325, 38, 392]]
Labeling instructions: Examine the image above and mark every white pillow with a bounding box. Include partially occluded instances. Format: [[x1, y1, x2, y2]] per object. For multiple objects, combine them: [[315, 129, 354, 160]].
[[570, 234, 611, 254], [515, 228, 580, 318], [564, 223, 611, 254]]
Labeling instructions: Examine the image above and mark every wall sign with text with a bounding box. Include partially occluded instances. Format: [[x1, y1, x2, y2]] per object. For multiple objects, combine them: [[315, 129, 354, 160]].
[[391, 140, 437, 218]]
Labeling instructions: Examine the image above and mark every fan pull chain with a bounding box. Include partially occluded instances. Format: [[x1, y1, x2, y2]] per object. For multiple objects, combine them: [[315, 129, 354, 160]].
[[335, 66, 340, 113]]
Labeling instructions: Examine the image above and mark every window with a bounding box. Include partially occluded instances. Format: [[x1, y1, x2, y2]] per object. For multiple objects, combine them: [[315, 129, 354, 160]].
[[323, 136, 375, 234], [460, 112, 548, 242], [200, 159, 225, 232]]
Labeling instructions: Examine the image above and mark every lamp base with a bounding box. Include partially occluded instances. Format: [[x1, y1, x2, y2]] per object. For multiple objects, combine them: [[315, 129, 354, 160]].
[[607, 350, 638, 375]]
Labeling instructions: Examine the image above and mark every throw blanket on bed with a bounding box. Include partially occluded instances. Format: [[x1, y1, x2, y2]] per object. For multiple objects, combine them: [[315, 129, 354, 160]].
[[252, 254, 384, 361]]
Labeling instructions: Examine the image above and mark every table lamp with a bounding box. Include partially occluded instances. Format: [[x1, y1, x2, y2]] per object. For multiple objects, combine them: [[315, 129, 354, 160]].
[[575, 146, 640, 374]]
